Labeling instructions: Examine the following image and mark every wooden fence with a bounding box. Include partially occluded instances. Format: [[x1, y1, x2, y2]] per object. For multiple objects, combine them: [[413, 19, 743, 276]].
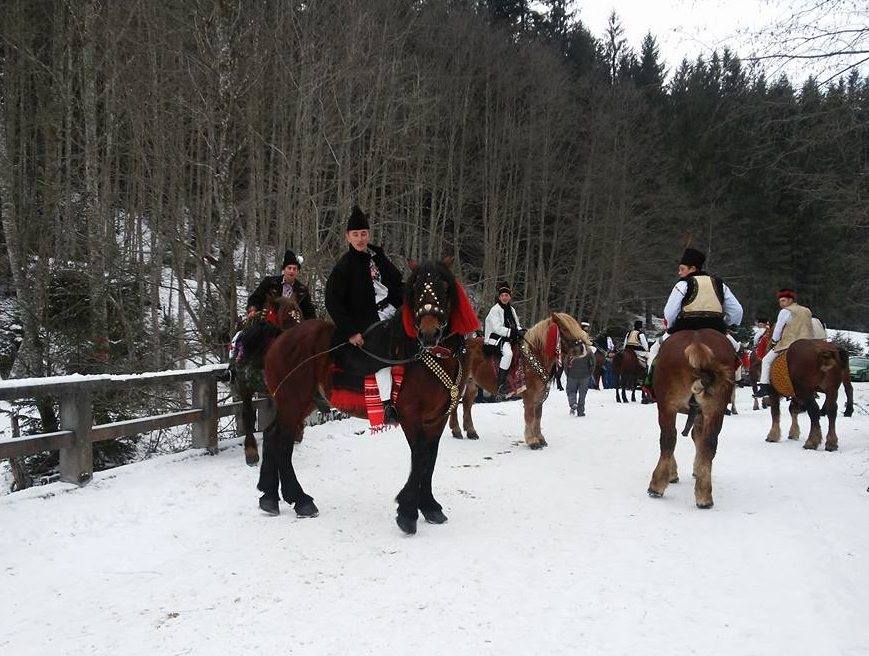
[[0, 364, 273, 485]]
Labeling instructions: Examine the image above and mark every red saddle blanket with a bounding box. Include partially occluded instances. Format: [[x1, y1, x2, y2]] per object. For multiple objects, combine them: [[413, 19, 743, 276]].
[[328, 364, 404, 433], [482, 344, 526, 396]]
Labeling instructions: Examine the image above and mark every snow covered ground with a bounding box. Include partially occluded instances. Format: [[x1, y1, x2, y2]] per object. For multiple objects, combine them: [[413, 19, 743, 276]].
[[2, 385, 868, 656]]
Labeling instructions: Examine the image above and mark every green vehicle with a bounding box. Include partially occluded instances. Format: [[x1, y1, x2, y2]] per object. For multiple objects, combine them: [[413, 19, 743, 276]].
[[850, 356, 869, 382]]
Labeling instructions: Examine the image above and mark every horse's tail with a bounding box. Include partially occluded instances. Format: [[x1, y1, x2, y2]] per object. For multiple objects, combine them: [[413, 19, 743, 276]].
[[685, 338, 730, 400]]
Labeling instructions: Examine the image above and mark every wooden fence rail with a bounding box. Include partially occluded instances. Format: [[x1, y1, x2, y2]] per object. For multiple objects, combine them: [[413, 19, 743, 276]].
[[0, 364, 274, 485]]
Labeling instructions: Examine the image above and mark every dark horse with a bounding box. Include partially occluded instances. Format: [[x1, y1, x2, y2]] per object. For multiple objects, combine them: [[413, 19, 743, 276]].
[[258, 258, 474, 535], [230, 293, 303, 466], [764, 339, 854, 451], [612, 348, 646, 403], [647, 330, 736, 509], [592, 349, 606, 390]]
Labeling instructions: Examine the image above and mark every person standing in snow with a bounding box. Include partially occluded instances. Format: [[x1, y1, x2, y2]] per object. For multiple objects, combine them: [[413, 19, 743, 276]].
[[565, 348, 595, 416]]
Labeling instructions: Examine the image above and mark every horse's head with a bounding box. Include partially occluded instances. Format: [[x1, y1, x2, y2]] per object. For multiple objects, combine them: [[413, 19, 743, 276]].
[[271, 295, 303, 329], [406, 257, 457, 348], [551, 312, 590, 360]]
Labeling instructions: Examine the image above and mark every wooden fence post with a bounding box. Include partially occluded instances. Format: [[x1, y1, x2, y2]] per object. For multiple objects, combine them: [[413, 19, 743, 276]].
[[59, 391, 93, 485], [192, 376, 218, 454]]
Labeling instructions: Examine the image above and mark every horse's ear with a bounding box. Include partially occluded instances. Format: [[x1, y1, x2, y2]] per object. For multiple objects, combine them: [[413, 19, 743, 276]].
[[441, 255, 455, 268], [408, 259, 418, 271]]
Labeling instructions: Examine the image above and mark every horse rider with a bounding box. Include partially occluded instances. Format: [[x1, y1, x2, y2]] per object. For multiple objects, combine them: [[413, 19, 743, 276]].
[[325, 205, 404, 424], [752, 317, 770, 346], [754, 288, 814, 398], [247, 249, 315, 320], [485, 281, 525, 397], [623, 320, 650, 364], [646, 247, 743, 374]]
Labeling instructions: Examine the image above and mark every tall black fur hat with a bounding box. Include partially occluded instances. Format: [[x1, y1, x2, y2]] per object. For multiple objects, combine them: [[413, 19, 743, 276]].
[[281, 249, 302, 269], [346, 205, 370, 231], [634, 320, 643, 329], [680, 247, 706, 269]]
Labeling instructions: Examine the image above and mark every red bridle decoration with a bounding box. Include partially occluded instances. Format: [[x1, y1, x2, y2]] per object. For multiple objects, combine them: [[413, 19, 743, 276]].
[[402, 280, 480, 339]]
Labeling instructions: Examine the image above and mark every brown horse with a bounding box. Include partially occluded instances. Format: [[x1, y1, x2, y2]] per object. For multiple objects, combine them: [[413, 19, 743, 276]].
[[592, 349, 606, 390], [448, 313, 589, 449], [764, 339, 854, 451], [612, 348, 646, 403], [258, 259, 474, 535], [647, 330, 736, 509], [230, 294, 304, 465]]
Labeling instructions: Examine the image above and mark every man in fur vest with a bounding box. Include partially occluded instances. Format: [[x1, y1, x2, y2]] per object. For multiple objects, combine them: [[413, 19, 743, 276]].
[[485, 282, 525, 396], [325, 205, 404, 423], [646, 247, 743, 373], [755, 288, 814, 397], [247, 249, 316, 320]]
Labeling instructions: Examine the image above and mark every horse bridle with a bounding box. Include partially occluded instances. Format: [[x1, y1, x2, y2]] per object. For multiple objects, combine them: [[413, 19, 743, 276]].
[[413, 270, 449, 347]]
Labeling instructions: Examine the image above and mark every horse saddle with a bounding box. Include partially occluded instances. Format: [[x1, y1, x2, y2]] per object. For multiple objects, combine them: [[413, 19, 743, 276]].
[[771, 355, 795, 397], [482, 345, 526, 396], [332, 317, 411, 377]]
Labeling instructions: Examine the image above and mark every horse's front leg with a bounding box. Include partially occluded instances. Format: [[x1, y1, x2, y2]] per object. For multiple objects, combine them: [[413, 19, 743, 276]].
[[418, 432, 448, 524], [463, 381, 480, 440], [787, 401, 801, 440], [766, 394, 782, 442], [523, 395, 543, 449], [535, 400, 546, 447], [448, 405, 463, 439], [396, 427, 427, 534]]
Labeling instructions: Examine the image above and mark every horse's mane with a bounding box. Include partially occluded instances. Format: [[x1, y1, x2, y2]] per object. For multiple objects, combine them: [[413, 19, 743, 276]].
[[524, 312, 586, 353]]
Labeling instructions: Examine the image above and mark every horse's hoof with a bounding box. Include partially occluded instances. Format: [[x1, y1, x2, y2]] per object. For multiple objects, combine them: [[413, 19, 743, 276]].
[[451, 432, 464, 440], [466, 432, 480, 440], [528, 442, 543, 450], [539, 439, 548, 447], [647, 489, 663, 498], [844, 409, 853, 418], [765, 437, 780, 443], [825, 443, 839, 452], [245, 453, 259, 467], [787, 435, 799, 440], [696, 500, 714, 509], [421, 508, 448, 524], [803, 443, 819, 450], [295, 499, 319, 518], [259, 495, 280, 516], [669, 476, 679, 484], [396, 514, 417, 535]]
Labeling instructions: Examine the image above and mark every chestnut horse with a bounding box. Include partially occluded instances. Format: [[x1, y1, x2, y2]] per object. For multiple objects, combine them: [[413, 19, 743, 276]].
[[612, 348, 646, 403], [448, 313, 590, 449], [764, 339, 854, 451], [230, 294, 303, 465], [258, 259, 474, 535], [647, 330, 736, 509]]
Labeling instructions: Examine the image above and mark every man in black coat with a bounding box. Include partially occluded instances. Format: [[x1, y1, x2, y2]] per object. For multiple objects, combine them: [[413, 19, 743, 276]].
[[246, 249, 316, 320], [325, 205, 404, 423]]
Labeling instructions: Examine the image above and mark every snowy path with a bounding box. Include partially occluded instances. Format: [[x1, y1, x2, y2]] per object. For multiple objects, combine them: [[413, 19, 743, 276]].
[[2, 386, 868, 656]]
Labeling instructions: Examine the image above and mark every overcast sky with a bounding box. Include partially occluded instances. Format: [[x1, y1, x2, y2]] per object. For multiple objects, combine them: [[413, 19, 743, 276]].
[[570, 0, 868, 84]]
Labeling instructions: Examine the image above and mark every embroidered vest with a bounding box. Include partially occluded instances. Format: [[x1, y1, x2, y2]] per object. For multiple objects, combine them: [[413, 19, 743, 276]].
[[680, 275, 724, 319], [774, 303, 814, 352], [626, 330, 642, 347]]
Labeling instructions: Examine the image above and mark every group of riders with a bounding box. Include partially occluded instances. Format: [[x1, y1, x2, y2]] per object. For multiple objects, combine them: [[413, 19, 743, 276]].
[[239, 205, 823, 418]]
